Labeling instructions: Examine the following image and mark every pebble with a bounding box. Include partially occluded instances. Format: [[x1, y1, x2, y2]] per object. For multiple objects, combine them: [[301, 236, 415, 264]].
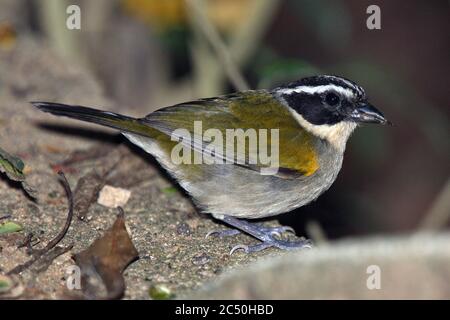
[[176, 222, 191, 235], [97, 185, 131, 208]]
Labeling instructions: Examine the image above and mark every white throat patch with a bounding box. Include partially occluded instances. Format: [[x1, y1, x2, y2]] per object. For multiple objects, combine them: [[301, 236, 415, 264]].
[[288, 109, 357, 153]]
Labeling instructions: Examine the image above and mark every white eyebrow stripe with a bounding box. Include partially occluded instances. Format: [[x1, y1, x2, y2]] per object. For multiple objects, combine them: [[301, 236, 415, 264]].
[[277, 84, 356, 98], [323, 76, 354, 88], [322, 76, 365, 96]]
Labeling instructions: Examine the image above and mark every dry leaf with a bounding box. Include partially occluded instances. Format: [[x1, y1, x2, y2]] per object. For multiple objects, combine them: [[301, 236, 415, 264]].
[[72, 209, 139, 299]]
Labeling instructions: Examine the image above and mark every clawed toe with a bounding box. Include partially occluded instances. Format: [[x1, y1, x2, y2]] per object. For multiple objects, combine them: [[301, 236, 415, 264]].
[[230, 242, 273, 255], [205, 229, 240, 238], [261, 225, 295, 238], [270, 237, 313, 250], [229, 244, 248, 255], [229, 236, 313, 255]]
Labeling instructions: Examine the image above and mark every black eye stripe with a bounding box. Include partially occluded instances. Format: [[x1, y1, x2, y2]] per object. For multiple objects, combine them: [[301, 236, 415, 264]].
[[280, 92, 346, 125]]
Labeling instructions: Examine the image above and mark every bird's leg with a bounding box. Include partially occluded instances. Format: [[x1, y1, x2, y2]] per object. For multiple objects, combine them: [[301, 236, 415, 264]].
[[208, 215, 312, 254]]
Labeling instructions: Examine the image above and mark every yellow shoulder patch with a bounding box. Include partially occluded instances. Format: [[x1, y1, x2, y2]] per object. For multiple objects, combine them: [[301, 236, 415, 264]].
[[230, 91, 320, 177]]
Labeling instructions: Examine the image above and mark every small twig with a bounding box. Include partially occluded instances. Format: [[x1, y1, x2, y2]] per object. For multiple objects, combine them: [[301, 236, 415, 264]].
[[17, 233, 33, 249], [17, 232, 35, 255], [186, 0, 280, 95], [185, 0, 249, 92], [38, 172, 74, 253], [7, 171, 74, 275], [227, 0, 280, 70], [34, 244, 74, 273], [0, 214, 11, 220]]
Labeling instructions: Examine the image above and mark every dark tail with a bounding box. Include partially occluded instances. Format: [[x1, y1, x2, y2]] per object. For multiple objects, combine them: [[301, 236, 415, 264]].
[[32, 102, 153, 137]]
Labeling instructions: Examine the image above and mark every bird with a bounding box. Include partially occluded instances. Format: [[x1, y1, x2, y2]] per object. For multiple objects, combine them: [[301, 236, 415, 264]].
[[32, 75, 389, 254]]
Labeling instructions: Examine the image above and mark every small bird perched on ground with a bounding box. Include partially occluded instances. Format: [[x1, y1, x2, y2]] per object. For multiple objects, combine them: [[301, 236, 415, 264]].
[[33, 75, 388, 254]]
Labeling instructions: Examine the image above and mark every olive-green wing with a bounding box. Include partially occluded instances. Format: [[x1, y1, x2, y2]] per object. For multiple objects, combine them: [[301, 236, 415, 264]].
[[144, 90, 319, 178]]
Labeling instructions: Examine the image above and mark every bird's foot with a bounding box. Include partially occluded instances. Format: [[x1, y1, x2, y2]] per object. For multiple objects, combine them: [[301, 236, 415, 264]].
[[206, 225, 294, 239], [230, 237, 312, 254], [208, 215, 312, 254]]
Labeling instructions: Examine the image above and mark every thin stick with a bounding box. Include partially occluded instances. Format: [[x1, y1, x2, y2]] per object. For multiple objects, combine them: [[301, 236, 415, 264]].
[[185, 0, 249, 91], [7, 171, 74, 275], [228, 0, 280, 69], [40, 172, 74, 252], [187, 0, 280, 96]]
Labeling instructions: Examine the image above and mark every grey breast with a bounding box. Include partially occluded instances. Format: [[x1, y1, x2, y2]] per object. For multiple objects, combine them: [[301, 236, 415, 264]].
[[184, 138, 344, 219]]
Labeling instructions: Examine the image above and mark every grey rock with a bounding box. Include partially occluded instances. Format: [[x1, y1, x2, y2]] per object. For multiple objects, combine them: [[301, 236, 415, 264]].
[[188, 233, 450, 299]]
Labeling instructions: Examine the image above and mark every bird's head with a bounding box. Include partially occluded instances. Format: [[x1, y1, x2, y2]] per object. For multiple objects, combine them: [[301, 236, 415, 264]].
[[274, 75, 388, 151]]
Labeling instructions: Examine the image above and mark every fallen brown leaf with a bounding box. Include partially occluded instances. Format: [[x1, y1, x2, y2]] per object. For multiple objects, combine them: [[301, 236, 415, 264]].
[[72, 208, 139, 299]]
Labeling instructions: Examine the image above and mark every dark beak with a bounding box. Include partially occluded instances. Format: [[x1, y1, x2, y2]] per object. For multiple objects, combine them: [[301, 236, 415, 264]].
[[349, 103, 389, 124]]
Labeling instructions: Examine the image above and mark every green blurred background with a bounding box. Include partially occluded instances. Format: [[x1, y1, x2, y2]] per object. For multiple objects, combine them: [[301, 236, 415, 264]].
[[1, 0, 448, 239]]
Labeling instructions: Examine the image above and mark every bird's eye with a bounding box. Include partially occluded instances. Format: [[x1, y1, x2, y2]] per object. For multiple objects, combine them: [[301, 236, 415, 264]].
[[325, 92, 340, 106]]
